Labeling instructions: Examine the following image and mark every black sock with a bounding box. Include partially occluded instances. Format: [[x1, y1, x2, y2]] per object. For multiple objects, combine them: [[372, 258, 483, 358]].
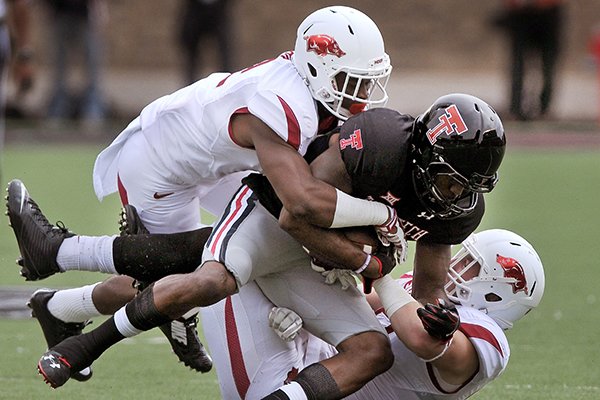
[[113, 228, 211, 281], [262, 363, 343, 400], [295, 363, 343, 400], [51, 284, 171, 371], [262, 389, 291, 400]]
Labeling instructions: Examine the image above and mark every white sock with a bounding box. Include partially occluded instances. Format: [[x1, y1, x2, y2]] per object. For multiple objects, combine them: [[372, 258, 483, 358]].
[[114, 306, 143, 337], [47, 283, 102, 323], [278, 382, 307, 400], [57, 235, 117, 274]]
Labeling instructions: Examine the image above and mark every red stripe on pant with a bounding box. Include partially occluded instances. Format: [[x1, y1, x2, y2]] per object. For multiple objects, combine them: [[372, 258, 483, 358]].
[[225, 296, 250, 398], [117, 174, 129, 205]]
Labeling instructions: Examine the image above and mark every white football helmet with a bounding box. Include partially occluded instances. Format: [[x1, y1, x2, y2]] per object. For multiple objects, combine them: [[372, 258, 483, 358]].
[[445, 229, 545, 330], [293, 6, 392, 120]]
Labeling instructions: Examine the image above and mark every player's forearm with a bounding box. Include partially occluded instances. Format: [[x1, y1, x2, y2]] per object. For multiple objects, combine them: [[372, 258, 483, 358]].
[[373, 276, 447, 360], [259, 136, 390, 228], [389, 303, 449, 360], [279, 208, 369, 271], [412, 242, 452, 303]]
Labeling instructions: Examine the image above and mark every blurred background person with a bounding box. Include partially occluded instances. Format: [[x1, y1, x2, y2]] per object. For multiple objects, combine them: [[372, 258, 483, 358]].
[[43, 0, 108, 124], [176, 0, 233, 85], [494, 0, 566, 121], [0, 0, 34, 182]]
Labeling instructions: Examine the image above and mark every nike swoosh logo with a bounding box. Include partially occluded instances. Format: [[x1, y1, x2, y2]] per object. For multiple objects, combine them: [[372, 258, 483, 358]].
[[153, 192, 174, 199]]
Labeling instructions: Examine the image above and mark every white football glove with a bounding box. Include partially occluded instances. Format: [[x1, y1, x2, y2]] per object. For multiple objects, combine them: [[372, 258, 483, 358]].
[[323, 269, 358, 290], [268, 307, 303, 342], [311, 262, 358, 290], [375, 206, 409, 264]]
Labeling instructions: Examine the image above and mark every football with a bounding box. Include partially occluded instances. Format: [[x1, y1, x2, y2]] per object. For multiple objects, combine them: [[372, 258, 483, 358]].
[[340, 226, 380, 255]]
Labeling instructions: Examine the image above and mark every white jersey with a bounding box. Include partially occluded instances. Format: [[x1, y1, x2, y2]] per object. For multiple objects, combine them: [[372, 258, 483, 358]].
[[203, 273, 510, 400], [93, 51, 319, 200], [347, 272, 510, 400]]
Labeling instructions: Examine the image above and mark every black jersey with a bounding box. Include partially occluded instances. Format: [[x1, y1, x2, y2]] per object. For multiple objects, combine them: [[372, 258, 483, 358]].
[[243, 108, 483, 246], [338, 108, 483, 245]]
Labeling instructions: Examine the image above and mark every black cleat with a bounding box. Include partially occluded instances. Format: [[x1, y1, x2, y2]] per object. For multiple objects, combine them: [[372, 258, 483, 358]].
[[5, 179, 75, 281], [119, 204, 149, 236], [159, 315, 213, 373], [28, 289, 93, 382], [38, 350, 73, 389]]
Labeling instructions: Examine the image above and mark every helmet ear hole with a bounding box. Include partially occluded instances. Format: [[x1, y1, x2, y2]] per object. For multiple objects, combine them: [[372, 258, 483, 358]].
[[308, 63, 318, 78], [485, 293, 502, 302]]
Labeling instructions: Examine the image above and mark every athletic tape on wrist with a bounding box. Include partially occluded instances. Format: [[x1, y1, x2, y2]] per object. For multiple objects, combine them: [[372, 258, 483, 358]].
[[330, 189, 389, 228], [420, 338, 453, 363], [372, 275, 415, 317], [354, 253, 371, 274]]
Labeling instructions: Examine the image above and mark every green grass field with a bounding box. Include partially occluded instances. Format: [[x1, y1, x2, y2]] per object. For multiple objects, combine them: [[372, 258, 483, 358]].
[[1, 142, 599, 399]]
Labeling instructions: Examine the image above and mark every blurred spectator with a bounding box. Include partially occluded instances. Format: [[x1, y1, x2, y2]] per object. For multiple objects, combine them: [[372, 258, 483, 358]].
[[4, 0, 35, 104], [494, 0, 566, 120], [1, 0, 34, 181], [43, 0, 108, 123], [176, 0, 233, 85]]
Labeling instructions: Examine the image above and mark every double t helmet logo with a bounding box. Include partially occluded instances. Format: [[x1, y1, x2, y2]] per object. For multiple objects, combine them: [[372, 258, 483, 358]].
[[426, 105, 468, 145]]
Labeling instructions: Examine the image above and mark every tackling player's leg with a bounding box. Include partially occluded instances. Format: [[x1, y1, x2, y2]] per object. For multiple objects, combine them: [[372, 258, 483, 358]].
[[266, 334, 393, 400], [7, 182, 216, 375], [5, 180, 208, 281], [36, 261, 238, 388]]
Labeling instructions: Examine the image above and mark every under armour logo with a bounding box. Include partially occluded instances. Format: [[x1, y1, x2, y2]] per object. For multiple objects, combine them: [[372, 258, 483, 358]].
[[417, 211, 435, 220], [426, 104, 468, 145], [339, 129, 364, 150], [43, 354, 61, 369]]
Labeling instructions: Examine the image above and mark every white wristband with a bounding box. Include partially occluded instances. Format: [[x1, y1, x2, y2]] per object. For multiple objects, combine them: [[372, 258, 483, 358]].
[[372, 275, 416, 317], [330, 189, 389, 228], [420, 338, 453, 363], [354, 253, 371, 274]]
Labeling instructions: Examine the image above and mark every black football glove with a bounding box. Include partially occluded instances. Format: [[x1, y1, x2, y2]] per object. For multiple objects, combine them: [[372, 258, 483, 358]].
[[416, 298, 460, 341]]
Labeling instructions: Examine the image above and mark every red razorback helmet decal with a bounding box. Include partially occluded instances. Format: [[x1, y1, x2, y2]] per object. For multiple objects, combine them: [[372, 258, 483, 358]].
[[304, 34, 347, 58], [497, 254, 529, 294], [445, 229, 545, 330]]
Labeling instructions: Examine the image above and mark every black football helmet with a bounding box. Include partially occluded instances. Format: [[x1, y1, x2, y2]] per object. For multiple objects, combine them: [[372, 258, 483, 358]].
[[411, 93, 506, 219]]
